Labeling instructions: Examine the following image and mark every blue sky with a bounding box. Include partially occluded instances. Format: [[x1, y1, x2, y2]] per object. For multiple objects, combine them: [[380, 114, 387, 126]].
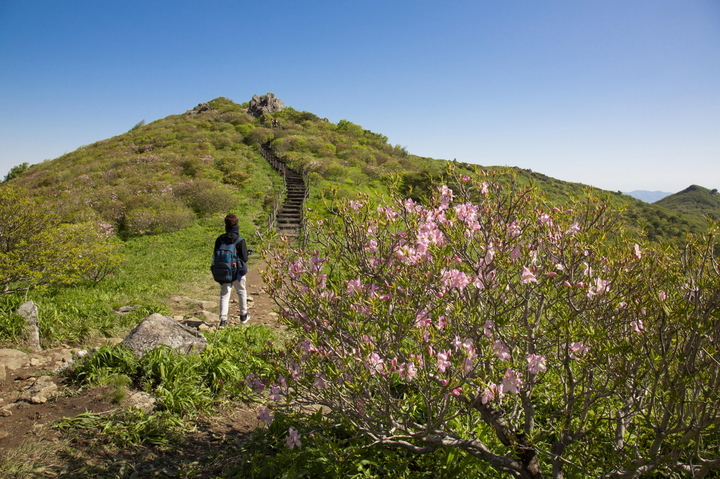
[[1, 0, 718, 193]]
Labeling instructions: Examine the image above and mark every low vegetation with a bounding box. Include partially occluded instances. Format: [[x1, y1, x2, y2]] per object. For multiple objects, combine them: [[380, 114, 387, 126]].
[[655, 184, 720, 220], [1, 95, 718, 477], [263, 176, 720, 477]]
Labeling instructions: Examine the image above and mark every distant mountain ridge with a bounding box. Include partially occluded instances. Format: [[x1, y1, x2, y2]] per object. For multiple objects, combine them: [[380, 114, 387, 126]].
[[624, 190, 672, 203], [655, 185, 720, 221]]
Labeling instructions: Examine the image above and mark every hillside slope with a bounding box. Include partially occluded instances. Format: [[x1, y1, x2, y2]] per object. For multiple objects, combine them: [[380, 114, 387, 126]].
[[655, 184, 720, 221], [4, 95, 708, 244]]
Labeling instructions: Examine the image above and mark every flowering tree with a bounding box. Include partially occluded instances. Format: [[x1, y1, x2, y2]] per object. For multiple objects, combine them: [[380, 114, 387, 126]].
[[262, 173, 720, 478]]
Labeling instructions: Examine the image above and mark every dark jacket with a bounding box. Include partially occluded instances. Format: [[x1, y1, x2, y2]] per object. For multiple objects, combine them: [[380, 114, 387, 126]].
[[214, 225, 248, 278]]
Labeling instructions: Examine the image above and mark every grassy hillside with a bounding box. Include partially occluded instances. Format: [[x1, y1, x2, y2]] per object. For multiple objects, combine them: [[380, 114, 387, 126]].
[[655, 184, 720, 221], [5, 96, 708, 246]]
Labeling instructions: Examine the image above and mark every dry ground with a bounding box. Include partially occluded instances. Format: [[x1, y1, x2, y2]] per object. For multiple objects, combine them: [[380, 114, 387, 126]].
[[0, 264, 282, 477]]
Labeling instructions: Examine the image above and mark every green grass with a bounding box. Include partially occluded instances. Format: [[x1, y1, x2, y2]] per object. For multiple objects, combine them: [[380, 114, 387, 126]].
[[0, 219, 264, 347]]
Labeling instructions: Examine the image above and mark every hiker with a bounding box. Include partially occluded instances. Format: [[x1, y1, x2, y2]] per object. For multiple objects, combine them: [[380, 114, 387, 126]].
[[213, 213, 250, 327]]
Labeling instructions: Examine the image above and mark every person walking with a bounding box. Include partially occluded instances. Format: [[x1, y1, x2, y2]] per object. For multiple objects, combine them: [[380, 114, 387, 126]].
[[213, 213, 249, 327]]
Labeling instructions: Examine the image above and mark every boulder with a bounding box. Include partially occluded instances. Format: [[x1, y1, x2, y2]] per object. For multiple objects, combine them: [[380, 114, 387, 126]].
[[16, 301, 41, 351], [247, 93, 285, 117], [126, 391, 157, 413], [186, 102, 211, 115], [0, 349, 30, 370], [122, 313, 207, 358]]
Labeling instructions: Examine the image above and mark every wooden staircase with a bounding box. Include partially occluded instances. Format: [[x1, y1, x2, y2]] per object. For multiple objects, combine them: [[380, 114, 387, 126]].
[[259, 143, 307, 238]]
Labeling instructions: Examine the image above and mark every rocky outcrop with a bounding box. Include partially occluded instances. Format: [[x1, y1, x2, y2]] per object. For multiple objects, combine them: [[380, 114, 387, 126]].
[[247, 93, 285, 117], [122, 313, 207, 358], [186, 102, 211, 115], [16, 301, 41, 351]]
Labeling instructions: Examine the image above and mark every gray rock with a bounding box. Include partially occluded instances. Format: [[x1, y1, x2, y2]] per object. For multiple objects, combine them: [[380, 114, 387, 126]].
[[197, 300, 217, 311], [115, 305, 141, 315], [21, 376, 57, 404], [247, 93, 285, 117], [126, 391, 157, 413], [17, 301, 41, 351], [200, 311, 219, 323], [0, 349, 30, 370], [186, 102, 211, 115], [122, 313, 207, 358]]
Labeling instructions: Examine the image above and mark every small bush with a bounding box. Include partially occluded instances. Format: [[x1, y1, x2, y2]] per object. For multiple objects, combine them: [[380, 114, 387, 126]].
[[2, 162, 29, 183], [244, 127, 275, 145], [124, 204, 196, 236], [174, 179, 239, 216]]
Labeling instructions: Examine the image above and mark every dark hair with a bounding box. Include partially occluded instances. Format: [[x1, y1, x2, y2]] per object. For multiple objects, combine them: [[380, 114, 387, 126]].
[[224, 214, 239, 230]]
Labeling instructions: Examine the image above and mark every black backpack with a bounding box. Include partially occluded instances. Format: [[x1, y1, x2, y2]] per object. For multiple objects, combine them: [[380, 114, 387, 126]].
[[211, 237, 245, 284]]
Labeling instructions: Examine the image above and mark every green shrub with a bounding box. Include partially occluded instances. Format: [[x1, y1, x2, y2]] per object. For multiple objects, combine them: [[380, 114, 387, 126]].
[[2, 162, 29, 183], [0, 186, 124, 293], [174, 179, 239, 216], [124, 204, 196, 236], [244, 127, 275, 145]]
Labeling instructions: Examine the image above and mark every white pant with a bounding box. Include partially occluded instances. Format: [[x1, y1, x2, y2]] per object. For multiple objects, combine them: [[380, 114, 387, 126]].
[[219, 275, 247, 321]]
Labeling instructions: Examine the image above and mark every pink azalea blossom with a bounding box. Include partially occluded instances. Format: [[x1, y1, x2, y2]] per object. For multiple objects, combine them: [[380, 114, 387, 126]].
[[502, 369, 522, 395], [451, 387, 463, 396], [348, 200, 364, 213], [415, 309, 432, 327], [658, 291, 667, 301], [270, 385, 283, 401], [398, 362, 417, 381], [346, 278, 363, 295], [569, 341, 590, 360], [367, 353, 384, 375], [377, 205, 399, 220], [633, 243, 642, 259], [521, 266, 537, 284], [440, 268, 471, 290], [587, 278, 610, 299], [483, 320, 494, 338], [565, 222, 581, 235], [364, 239, 379, 253], [630, 319, 645, 334], [526, 354, 547, 375], [286, 427, 302, 449], [493, 340, 512, 361], [481, 383, 501, 404], [257, 407, 274, 425], [437, 350, 452, 373], [312, 373, 327, 389], [506, 221, 521, 238], [462, 356, 475, 374], [438, 185, 454, 209]]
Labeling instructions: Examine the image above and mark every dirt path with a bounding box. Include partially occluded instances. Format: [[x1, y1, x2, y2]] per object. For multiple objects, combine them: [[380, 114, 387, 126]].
[[0, 263, 280, 468]]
